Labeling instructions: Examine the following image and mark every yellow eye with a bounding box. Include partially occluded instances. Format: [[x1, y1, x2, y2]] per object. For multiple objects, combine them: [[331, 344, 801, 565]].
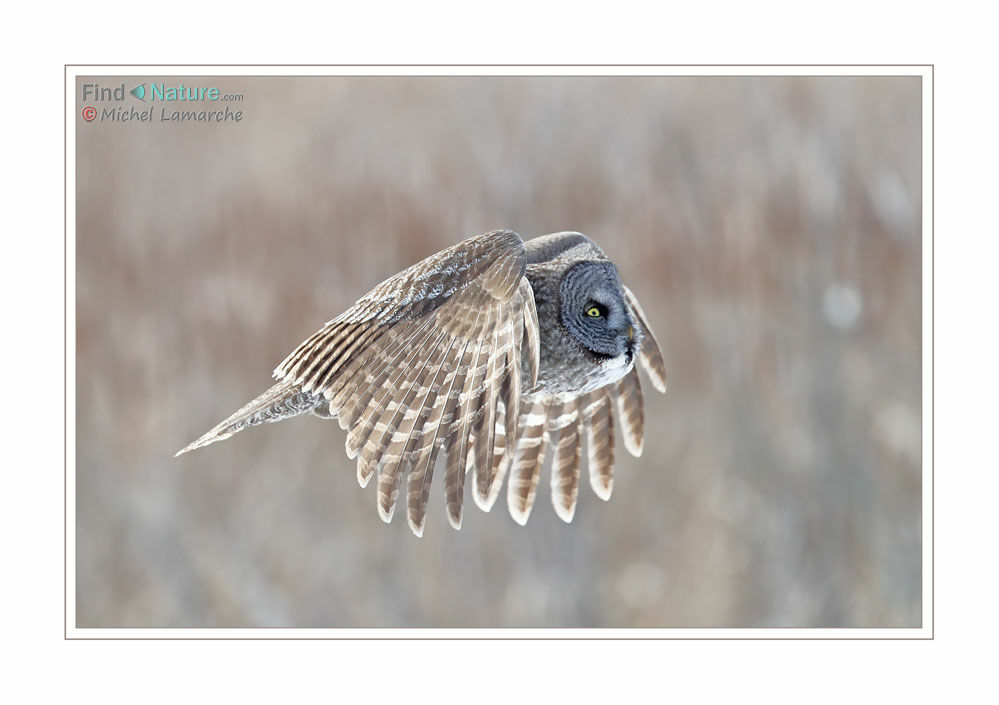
[[586, 306, 602, 318]]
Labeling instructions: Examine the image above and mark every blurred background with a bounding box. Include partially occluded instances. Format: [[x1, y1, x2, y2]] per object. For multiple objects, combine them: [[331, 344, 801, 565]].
[[75, 75, 922, 628]]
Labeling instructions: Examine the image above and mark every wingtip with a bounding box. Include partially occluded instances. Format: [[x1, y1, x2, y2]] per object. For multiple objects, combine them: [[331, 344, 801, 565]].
[[173, 431, 225, 458], [637, 348, 667, 395], [508, 501, 532, 526], [407, 518, 425, 538], [174, 438, 203, 458], [377, 498, 396, 524], [591, 478, 614, 501], [173, 443, 201, 458], [553, 501, 577, 524], [473, 482, 500, 513]]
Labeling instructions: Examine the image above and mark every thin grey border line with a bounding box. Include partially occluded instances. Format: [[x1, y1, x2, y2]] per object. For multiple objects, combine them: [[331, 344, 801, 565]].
[[65, 64, 933, 640], [68, 73, 926, 79], [68, 63, 932, 67]]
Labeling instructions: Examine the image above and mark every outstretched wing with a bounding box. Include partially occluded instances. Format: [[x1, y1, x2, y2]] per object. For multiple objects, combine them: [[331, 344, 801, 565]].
[[274, 229, 540, 536], [505, 285, 666, 525]]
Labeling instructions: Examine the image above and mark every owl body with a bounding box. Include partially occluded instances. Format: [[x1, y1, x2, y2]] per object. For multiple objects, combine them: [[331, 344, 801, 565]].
[[178, 230, 666, 535]]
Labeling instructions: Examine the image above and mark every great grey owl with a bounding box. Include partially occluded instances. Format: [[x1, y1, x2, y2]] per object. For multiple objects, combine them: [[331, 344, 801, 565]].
[[177, 230, 666, 535]]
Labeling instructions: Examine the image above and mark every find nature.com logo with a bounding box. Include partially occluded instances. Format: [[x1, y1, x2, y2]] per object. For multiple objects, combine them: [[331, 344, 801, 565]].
[[81, 81, 244, 123]]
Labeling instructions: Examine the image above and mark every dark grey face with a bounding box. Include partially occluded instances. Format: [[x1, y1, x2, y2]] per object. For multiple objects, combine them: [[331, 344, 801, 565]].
[[559, 260, 637, 361]]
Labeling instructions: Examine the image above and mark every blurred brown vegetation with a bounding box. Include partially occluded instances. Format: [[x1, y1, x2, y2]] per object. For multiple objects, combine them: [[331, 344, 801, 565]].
[[75, 75, 921, 627]]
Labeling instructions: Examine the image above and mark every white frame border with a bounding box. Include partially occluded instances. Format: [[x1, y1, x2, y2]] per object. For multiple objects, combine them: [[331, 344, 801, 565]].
[[65, 64, 933, 640]]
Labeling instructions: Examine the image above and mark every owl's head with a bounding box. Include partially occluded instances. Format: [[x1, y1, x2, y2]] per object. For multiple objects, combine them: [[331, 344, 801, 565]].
[[559, 260, 639, 362]]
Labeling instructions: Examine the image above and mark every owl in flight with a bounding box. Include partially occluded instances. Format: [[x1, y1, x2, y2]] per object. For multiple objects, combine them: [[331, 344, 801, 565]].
[[177, 230, 666, 536]]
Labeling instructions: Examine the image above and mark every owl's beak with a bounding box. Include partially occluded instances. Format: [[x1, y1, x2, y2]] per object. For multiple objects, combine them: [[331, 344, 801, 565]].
[[627, 325, 634, 341]]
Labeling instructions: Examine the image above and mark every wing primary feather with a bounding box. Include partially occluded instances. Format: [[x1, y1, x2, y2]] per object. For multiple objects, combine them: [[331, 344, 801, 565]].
[[614, 367, 646, 457], [507, 397, 549, 525], [500, 302, 522, 458], [441, 355, 479, 527], [442, 338, 481, 529], [362, 328, 449, 515], [482, 313, 521, 510], [482, 351, 516, 510], [584, 389, 615, 500], [406, 337, 473, 536], [427, 309, 482, 530], [352, 322, 443, 488], [623, 285, 667, 393], [446, 302, 497, 528], [461, 302, 497, 506], [550, 398, 583, 523], [521, 280, 540, 391], [375, 331, 456, 523], [443, 429, 465, 529], [472, 315, 503, 510], [484, 392, 509, 512]]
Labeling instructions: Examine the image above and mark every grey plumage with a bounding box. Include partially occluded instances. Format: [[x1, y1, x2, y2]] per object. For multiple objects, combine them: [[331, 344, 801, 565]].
[[177, 229, 666, 536]]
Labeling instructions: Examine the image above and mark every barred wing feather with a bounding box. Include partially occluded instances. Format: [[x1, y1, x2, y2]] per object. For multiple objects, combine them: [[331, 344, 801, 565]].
[[273, 229, 539, 535]]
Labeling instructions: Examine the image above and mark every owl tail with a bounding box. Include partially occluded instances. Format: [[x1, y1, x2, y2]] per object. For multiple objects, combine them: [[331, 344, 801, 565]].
[[175, 380, 320, 457]]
